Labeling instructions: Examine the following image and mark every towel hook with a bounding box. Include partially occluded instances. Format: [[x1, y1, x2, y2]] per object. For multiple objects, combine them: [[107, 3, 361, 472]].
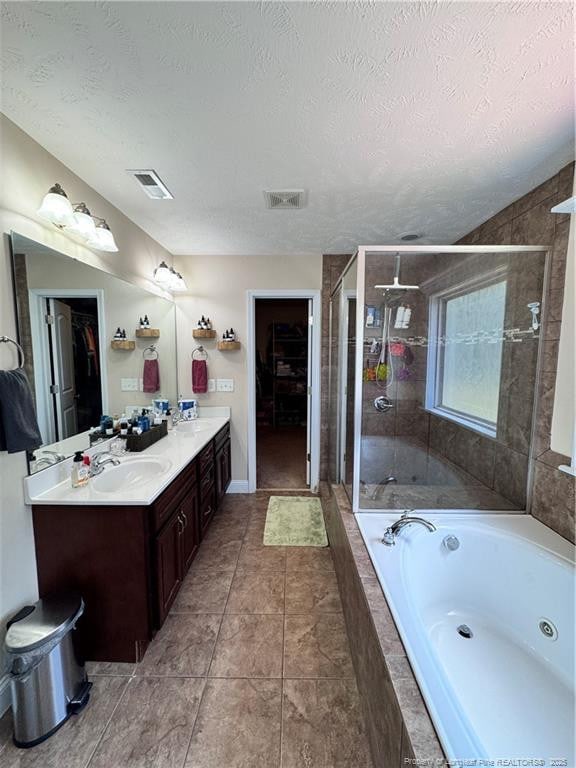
[[0, 335, 25, 368], [192, 345, 208, 360]]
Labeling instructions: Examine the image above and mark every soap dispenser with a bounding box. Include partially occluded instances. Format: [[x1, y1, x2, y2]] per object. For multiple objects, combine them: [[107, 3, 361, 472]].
[[71, 452, 89, 488]]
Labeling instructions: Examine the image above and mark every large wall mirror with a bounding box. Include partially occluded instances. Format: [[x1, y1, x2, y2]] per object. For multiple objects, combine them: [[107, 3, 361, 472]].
[[10, 233, 178, 474]]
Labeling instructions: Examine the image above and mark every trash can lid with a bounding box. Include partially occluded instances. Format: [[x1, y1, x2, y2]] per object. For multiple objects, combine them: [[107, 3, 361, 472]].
[[5, 593, 84, 654]]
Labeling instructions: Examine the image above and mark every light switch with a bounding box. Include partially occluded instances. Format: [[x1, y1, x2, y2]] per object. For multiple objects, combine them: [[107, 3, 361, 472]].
[[216, 378, 234, 392], [121, 378, 139, 392], [208, 379, 216, 392]]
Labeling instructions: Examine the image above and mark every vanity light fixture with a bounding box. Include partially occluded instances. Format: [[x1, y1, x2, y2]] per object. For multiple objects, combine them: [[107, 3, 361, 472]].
[[37, 183, 75, 227], [37, 183, 118, 252], [68, 202, 97, 240], [87, 219, 118, 252], [153, 261, 187, 291], [153, 261, 173, 285]]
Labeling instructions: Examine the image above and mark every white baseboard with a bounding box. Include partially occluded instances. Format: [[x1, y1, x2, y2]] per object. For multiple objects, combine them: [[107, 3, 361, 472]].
[[0, 673, 11, 717], [227, 480, 251, 494]]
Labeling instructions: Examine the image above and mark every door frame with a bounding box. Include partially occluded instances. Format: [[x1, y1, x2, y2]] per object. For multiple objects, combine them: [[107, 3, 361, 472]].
[[246, 289, 321, 493], [29, 288, 108, 444]]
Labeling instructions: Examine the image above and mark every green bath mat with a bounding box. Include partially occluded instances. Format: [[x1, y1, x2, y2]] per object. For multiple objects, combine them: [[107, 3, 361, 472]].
[[263, 496, 328, 547]]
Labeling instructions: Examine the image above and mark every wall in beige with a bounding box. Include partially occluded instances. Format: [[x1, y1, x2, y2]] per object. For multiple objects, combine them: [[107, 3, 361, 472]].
[[0, 116, 174, 656], [174, 255, 322, 487]]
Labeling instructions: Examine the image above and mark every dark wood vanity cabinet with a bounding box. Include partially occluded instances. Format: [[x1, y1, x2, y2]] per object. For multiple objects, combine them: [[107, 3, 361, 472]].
[[215, 424, 232, 505], [32, 423, 232, 663]]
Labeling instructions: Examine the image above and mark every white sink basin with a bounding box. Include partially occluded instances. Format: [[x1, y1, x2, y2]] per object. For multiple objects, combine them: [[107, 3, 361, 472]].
[[177, 419, 214, 436], [91, 457, 172, 494]]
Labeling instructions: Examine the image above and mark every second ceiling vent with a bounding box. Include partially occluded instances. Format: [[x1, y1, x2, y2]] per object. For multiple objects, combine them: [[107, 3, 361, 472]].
[[263, 189, 306, 209]]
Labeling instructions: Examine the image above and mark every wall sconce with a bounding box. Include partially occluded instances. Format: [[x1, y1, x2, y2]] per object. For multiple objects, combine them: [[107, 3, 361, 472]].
[[153, 261, 187, 291], [37, 183, 118, 252]]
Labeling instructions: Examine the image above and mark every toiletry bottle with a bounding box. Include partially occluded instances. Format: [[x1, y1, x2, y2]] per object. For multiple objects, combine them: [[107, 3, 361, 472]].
[[139, 317, 144, 328], [229, 328, 235, 341], [166, 409, 173, 430], [120, 414, 128, 436], [71, 451, 89, 488], [206, 317, 212, 330]]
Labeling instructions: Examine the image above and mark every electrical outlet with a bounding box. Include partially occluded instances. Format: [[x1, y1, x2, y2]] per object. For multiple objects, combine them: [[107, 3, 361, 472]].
[[216, 378, 234, 392], [121, 378, 139, 392], [208, 379, 216, 392]]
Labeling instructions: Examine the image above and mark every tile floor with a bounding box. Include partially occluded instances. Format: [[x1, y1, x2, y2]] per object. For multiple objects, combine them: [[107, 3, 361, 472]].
[[0, 493, 373, 768]]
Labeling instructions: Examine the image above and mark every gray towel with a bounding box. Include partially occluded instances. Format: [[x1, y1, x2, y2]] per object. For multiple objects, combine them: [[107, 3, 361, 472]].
[[0, 368, 42, 454]]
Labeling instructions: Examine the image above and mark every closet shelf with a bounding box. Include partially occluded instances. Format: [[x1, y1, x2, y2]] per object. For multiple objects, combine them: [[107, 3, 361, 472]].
[[111, 340, 135, 351], [193, 329, 217, 339], [218, 341, 241, 351], [135, 328, 160, 338]]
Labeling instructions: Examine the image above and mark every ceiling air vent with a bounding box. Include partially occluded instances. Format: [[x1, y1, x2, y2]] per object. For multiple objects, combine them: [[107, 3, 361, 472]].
[[263, 189, 306, 210], [126, 169, 173, 200]]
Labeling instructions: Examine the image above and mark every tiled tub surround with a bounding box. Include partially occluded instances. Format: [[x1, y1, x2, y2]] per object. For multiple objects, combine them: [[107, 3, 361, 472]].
[[356, 511, 575, 763], [0, 492, 373, 768], [324, 484, 445, 766]]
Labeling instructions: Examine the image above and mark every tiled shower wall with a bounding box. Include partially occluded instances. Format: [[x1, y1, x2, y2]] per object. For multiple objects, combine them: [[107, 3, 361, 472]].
[[320, 161, 574, 542], [457, 161, 575, 542]]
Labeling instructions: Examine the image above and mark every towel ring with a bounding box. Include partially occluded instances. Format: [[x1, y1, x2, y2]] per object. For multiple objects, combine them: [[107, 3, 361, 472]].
[[0, 335, 25, 368], [143, 344, 159, 359], [192, 345, 208, 360]]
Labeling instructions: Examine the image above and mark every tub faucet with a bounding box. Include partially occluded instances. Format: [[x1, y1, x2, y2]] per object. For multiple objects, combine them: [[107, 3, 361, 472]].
[[382, 512, 436, 546], [90, 452, 121, 476]]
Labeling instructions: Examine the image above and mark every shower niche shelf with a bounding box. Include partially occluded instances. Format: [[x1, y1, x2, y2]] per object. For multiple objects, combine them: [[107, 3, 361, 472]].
[[136, 328, 160, 338], [111, 340, 135, 351]]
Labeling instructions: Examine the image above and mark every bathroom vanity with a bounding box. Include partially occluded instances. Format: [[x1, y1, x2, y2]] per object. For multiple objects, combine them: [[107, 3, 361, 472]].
[[26, 417, 231, 662]]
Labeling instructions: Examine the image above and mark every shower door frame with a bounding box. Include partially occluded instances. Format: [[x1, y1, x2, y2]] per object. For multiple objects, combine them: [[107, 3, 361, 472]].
[[349, 245, 551, 515]]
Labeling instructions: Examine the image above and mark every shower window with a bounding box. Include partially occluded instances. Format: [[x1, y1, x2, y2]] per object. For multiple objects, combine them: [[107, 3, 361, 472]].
[[427, 274, 507, 438]]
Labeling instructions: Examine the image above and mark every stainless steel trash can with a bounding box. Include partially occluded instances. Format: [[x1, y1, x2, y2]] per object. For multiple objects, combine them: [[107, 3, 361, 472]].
[[5, 593, 92, 748]]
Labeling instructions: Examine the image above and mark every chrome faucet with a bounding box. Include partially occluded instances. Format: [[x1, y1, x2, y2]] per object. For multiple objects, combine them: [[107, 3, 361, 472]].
[[382, 512, 436, 546], [89, 451, 121, 476], [32, 450, 66, 470]]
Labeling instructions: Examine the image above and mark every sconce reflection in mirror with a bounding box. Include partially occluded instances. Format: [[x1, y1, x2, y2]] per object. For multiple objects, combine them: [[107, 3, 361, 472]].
[[37, 183, 118, 252], [153, 260, 187, 292]]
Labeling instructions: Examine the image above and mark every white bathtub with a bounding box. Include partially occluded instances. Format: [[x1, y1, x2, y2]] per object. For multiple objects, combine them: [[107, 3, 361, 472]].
[[356, 513, 575, 765]]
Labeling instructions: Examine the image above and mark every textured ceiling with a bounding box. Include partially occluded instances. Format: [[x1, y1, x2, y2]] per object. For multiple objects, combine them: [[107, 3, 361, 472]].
[[1, 1, 574, 256]]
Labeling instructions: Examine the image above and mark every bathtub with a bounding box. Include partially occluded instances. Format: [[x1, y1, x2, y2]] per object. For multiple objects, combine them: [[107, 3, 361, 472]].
[[356, 512, 575, 765]]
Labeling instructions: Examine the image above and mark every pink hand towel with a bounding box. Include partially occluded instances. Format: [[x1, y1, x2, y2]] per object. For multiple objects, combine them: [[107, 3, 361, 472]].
[[143, 358, 160, 393], [192, 359, 208, 393]]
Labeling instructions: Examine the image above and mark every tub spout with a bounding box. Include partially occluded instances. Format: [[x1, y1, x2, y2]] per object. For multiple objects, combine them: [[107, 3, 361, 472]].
[[382, 512, 436, 546]]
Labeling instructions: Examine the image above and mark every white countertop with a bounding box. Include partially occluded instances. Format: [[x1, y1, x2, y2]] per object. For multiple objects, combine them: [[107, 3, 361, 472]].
[[25, 414, 230, 507]]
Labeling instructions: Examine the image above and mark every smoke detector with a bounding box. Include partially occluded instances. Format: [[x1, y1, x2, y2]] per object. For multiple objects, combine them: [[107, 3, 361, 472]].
[[263, 189, 307, 209], [126, 170, 173, 200]]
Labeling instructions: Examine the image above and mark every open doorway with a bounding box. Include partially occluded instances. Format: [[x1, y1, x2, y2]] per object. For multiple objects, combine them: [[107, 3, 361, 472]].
[[255, 298, 310, 489], [30, 291, 105, 444]]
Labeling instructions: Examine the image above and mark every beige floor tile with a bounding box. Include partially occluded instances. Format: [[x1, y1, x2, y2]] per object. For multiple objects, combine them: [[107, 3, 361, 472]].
[[225, 571, 285, 614], [171, 570, 234, 614], [282, 679, 373, 768], [283, 614, 354, 678], [136, 614, 221, 676], [285, 571, 342, 614], [236, 542, 286, 572], [90, 677, 204, 768], [0, 676, 127, 768], [85, 661, 136, 677], [185, 679, 281, 768], [190, 539, 242, 572], [209, 615, 283, 678], [286, 547, 335, 573]]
